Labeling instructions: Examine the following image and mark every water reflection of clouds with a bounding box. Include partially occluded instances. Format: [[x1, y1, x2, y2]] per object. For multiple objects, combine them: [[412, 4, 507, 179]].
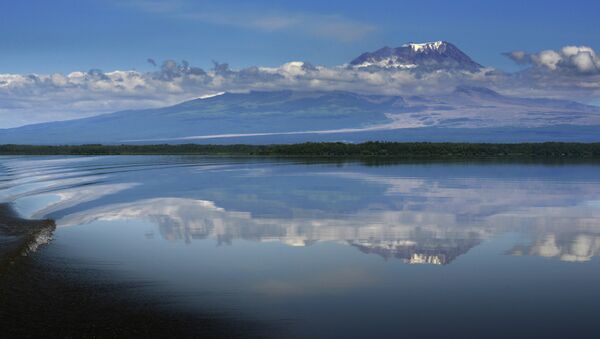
[[53, 166, 600, 263], [21, 183, 139, 219], [55, 195, 599, 264], [0, 175, 107, 203], [489, 205, 600, 262], [57, 197, 489, 264], [314, 171, 600, 218], [32, 183, 137, 218], [3, 156, 600, 264], [511, 233, 600, 262], [335, 171, 600, 263]]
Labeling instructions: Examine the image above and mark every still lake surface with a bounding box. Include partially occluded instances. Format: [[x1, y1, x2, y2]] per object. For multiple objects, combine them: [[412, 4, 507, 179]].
[[2, 155, 600, 337]]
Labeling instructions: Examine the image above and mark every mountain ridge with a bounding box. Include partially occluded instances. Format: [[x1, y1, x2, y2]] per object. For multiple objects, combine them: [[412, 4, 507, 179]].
[[1, 87, 599, 144], [349, 41, 482, 71], [1, 42, 598, 144]]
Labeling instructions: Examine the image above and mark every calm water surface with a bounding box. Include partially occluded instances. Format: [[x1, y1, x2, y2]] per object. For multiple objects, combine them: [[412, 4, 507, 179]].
[[2, 155, 600, 338]]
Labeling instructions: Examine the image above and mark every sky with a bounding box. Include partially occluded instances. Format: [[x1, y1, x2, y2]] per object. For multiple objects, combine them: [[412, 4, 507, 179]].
[[2, 0, 599, 73], [1, 0, 600, 127]]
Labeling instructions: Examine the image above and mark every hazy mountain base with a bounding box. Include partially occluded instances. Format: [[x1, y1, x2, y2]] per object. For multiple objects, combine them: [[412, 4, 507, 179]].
[[2, 125, 600, 145], [149, 125, 600, 145], [0, 91, 399, 144], [2, 89, 600, 144]]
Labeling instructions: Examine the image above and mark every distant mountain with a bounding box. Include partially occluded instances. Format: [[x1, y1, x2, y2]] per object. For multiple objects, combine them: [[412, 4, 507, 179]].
[[407, 86, 600, 129], [1, 87, 599, 144], [351, 237, 482, 265], [449, 86, 595, 110], [0, 91, 405, 144], [350, 41, 482, 71]]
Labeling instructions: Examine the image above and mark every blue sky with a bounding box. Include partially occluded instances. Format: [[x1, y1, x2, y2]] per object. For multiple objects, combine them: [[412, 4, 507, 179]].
[[2, 0, 599, 73], [1, 0, 599, 128]]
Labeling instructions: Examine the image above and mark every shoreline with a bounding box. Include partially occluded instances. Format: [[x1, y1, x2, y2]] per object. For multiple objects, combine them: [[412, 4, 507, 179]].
[[0, 203, 56, 270], [1, 142, 600, 160], [0, 203, 270, 338]]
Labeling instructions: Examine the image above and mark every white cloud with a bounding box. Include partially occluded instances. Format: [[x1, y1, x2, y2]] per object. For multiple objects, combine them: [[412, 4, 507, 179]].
[[506, 45, 600, 74], [0, 60, 500, 127], [2, 44, 600, 128], [535, 50, 562, 70]]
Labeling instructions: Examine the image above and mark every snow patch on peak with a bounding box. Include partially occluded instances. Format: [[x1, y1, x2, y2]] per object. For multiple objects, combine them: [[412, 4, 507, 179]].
[[349, 40, 482, 71], [403, 41, 446, 52]]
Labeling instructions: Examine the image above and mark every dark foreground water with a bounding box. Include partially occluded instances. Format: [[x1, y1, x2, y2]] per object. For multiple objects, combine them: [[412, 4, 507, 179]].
[[1, 155, 600, 338]]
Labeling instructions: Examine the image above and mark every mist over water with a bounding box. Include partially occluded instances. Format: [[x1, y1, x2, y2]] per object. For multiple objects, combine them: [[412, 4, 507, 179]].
[[2, 155, 600, 337]]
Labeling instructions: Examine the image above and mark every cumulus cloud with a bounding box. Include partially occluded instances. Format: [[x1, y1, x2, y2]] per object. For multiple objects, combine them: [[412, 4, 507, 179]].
[[503, 51, 528, 64], [506, 45, 600, 74], [498, 45, 600, 100], [0, 60, 503, 127], [2, 44, 600, 128]]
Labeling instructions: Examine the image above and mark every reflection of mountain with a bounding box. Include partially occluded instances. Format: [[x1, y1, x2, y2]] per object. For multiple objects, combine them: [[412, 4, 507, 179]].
[[351, 235, 481, 265], [510, 232, 600, 262], [58, 197, 489, 264], [6, 156, 600, 265], [57, 188, 600, 264]]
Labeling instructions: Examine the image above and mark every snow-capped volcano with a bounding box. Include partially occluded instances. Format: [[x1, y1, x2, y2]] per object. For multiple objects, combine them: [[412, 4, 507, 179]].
[[350, 41, 482, 71]]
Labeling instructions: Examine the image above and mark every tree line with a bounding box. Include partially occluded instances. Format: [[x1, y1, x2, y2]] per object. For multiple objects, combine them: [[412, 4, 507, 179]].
[[1, 142, 600, 159]]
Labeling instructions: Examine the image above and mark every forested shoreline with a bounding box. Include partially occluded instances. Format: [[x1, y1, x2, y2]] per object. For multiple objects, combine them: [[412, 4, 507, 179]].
[[1, 142, 600, 159]]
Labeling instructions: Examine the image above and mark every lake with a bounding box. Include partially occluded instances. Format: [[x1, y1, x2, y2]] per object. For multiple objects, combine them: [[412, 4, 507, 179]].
[[2, 155, 600, 338]]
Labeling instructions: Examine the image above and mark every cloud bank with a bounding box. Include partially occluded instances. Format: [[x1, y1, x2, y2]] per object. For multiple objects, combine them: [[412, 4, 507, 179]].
[[1, 45, 600, 128], [499, 45, 600, 100], [505, 46, 600, 74]]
